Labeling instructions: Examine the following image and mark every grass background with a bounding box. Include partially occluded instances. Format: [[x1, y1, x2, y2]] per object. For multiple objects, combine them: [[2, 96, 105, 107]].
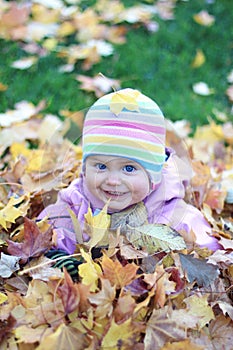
[[0, 0, 232, 128]]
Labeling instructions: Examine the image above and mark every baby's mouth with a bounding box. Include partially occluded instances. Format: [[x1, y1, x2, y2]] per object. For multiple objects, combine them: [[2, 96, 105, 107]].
[[102, 190, 127, 198]]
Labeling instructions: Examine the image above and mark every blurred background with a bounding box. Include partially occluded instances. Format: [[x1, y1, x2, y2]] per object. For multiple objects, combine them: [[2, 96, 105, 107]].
[[0, 0, 232, 129]]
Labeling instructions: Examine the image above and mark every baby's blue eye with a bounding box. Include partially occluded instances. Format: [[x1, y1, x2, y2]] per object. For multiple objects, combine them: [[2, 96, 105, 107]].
[[96, 163, 106, 170], [124, 165, 136, 173]]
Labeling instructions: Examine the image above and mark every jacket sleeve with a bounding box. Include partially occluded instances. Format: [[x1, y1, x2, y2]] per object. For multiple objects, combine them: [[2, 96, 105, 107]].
[[37, 179, 89, 254], [145, 149, 221, 251]]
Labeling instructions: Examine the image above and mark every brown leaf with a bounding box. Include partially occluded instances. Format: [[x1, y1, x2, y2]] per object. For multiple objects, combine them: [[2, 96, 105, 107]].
[[0, 315, 16, 343], [209, 315, 233, 350], [57, 269, 80, 314], [88, 278, 115, 319], [144, 306, 186, 350], [7, 217, 53, 263], [36, 323, 88, 350], [114, 293, 136, 323]]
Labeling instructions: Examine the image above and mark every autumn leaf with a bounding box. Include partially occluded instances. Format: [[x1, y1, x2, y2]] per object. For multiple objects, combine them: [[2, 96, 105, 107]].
[[209, 315, 233, 349], [126, 224, 186, 254], [57, 269, 81, 314], [179, 253, 219, 287], [101, 318, 140, 349], [184, 294, 215, 329], [192, 82, 214, 96], [36, 323, 88, 350], [7, 217, 53, 263], [84, 202, 111, 248], [193, 10, 215, 26], [11, 56, 38, 69], [144, 306, 186, 350], [110, 89, 141, 115], [0, 252, 20, 278], [0, 315, 16, 344], [88, 278, 116, 319], [78, 248, 102, 291], [14, 325, 53, 344], [0, 195, 26, 229], [0, 82, 8, 91], [161, 339, 204, 350], [191, 49, 206, 68], [114, 293, 136, 323], [101, 254, 139, 289], [0, 292, 8, 304]]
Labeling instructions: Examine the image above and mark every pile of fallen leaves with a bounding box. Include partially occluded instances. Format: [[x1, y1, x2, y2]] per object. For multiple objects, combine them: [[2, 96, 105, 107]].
[[0, 100, 233, 349]]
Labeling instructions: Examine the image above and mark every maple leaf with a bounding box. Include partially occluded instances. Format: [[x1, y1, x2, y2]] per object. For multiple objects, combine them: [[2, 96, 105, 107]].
[[88, 278, 116, 319], [144, 306, 186, 350], [179, 253, 219, 287], [184, 294, 215, 330], [14, 325, 53, 345], [78, 249, 102, 292], [110, 89, 141, 115], [84, 201, 111, 248], [7, 217, 53, 263], [114, 293, 136, 323], [0, 195, 26, 229], [101, 317, 140, 349], [209, 315, 233, 349], [57, 269, 80, 315], [36, 323, 88, 350], [101, 254, 139, 289]]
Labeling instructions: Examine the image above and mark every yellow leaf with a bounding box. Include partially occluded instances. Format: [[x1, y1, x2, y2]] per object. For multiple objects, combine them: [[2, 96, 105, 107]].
[[193, 10, 215, 26], [10, 142, 31, 160], [101, 318, 138, 349], [42, 38, 58, 51], [184, 294, 215, 329], [0, 196, 25, 229], [0, 82, 8, 91], [84, 202, 110, 248], [0, 292, 8, 304], [68, 208, 83, 244], [110, 89, 141, 115], [191, 49, 206, 68], [57, 21, 76, 37], [78, 249, 102, 292]]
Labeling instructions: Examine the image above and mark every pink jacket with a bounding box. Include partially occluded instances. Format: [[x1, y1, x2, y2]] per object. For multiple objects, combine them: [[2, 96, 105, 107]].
[[38, 149, 221, 253]]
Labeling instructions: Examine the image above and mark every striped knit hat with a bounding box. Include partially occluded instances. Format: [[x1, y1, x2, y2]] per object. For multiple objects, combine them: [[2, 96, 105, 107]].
[[82, 88, 166, 188]]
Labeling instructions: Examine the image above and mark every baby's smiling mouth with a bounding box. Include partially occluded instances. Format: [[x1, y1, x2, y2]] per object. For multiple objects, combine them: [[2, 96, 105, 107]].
[[102, 189, 128, 197]]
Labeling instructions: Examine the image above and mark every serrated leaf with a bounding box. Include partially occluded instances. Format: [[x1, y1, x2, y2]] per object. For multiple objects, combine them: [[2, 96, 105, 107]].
[[126, 224, 186, 254], [179, 253, 219, 287]]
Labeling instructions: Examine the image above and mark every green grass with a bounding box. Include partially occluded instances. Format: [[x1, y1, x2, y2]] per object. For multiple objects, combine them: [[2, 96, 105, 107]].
[[0, 0, 232, 128]]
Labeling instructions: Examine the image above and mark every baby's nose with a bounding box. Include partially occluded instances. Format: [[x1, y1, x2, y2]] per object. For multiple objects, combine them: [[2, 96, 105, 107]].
[[106, 172, 121, 185]]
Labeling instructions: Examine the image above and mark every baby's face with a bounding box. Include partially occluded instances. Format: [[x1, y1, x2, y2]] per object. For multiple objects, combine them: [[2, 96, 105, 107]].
[[84, 155, 150, 211]]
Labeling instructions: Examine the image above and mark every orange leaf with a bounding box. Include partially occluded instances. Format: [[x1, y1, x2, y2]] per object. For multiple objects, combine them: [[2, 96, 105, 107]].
[[101, 254, 138, 289]]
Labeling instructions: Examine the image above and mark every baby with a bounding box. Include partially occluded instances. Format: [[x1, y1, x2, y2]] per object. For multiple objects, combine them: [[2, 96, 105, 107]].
[[38, 88, 221, 257]]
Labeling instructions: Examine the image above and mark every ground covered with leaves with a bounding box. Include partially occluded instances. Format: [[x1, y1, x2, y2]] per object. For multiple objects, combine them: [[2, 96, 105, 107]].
[[0, 103, 233, 349], [0, 0, 233, 349]]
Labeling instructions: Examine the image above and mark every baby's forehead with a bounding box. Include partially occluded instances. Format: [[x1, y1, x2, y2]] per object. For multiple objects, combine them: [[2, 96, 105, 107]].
[[86, 155, 140, 166]]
